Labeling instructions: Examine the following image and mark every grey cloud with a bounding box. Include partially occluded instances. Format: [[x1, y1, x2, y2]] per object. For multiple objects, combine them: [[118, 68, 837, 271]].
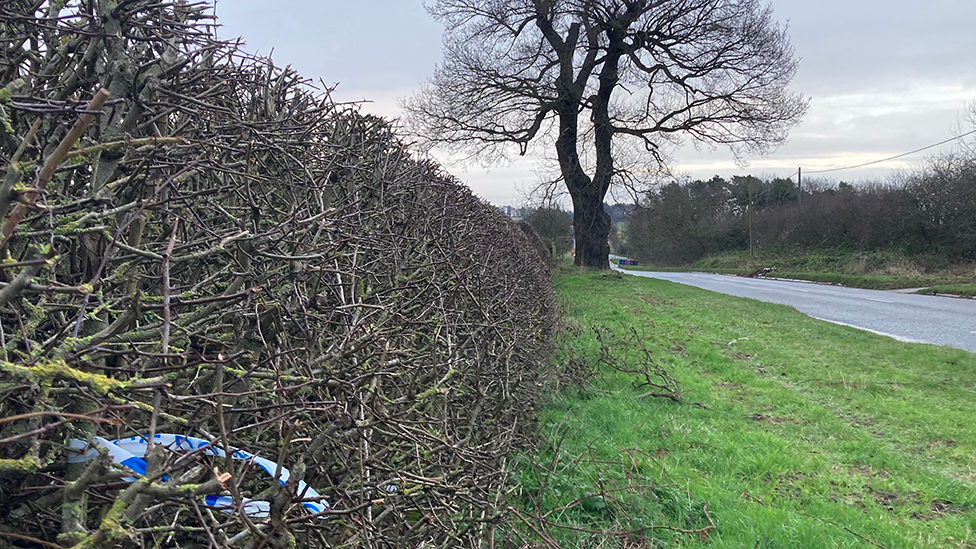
[[773, 0, 976, 95], [216, 1, 442, 91], [215, 0, 976, 203]]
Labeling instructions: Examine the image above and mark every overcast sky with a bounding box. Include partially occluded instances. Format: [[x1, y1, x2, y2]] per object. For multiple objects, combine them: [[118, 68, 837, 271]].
[[216, 1, 976, 205]]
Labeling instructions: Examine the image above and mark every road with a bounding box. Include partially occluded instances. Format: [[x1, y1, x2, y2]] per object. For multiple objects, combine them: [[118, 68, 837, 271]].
[[612, 266, 976, 353]]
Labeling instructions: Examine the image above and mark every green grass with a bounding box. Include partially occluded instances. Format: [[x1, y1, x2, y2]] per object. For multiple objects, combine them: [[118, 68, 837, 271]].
[[917, 285, 976, 298], [515, 268, 976, 548], [619, 247, 976, 290]]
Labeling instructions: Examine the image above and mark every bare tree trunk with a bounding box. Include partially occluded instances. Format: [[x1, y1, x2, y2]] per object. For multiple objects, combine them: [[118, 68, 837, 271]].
[[553, 100, 612, 270], [570, 185, 612, 269], [574, 31, 626, 270]]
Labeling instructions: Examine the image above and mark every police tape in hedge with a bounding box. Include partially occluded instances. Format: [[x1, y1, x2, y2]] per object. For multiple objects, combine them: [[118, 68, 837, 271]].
[[68, 433, 328, 518]]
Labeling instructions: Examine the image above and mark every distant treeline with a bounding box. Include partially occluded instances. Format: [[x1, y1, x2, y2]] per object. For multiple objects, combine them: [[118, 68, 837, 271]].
[[625, 149, 976, 264]]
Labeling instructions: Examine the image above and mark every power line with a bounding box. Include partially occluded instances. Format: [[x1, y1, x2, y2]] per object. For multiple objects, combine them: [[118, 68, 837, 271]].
[[803, 129, 976, 174]]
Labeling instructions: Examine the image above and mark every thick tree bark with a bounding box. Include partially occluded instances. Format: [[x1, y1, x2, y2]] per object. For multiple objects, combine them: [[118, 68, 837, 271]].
[[570, 181, 612, 268], [553, 98, 612, 269], [565, 28, 625, 270], [554, 106, 610, 269]]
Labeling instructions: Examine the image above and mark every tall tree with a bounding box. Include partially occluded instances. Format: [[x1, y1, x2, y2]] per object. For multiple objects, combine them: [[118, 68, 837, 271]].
[[406, 0, 807, 268]]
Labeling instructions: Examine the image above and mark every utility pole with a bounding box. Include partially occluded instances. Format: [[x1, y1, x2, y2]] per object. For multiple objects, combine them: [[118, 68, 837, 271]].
[[797, 166, 802, 208], [748, 193, 754, 259]]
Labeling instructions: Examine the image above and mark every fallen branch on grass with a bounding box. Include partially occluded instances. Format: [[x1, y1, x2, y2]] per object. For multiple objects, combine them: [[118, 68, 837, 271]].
[[594, 325, 683, 401]]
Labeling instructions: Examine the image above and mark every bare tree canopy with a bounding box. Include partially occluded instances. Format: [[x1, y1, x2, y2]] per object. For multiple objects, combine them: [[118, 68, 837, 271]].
[[406, 0, 808, 268]]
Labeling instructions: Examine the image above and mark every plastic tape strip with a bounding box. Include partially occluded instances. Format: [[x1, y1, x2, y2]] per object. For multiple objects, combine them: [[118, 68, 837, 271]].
[[67, 433, 328, 518]]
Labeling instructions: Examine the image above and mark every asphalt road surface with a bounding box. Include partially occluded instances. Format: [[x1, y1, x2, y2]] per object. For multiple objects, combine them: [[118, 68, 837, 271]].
[[612, 266, 976, 353]]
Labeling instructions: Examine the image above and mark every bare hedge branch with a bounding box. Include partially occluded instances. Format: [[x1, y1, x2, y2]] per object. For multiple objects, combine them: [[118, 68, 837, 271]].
[[0, 2, 554, 547]]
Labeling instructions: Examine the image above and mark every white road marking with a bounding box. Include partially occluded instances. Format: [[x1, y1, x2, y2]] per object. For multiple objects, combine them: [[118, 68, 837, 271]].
[[811, 317, 924, 344], [864, 297, 895, 303]]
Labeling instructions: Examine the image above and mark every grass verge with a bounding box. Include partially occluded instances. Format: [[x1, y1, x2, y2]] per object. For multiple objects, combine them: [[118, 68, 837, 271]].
[[916, 285, 976, 298], [514, 267, 976, 548]]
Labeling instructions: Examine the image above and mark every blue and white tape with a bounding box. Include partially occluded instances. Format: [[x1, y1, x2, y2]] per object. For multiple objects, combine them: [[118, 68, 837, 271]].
[[67, 433, 328, 518]]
